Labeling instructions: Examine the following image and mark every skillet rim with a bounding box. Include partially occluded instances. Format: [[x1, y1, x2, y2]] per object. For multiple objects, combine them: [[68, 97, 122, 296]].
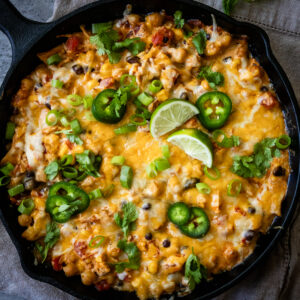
[[0, 0, 299, 299]]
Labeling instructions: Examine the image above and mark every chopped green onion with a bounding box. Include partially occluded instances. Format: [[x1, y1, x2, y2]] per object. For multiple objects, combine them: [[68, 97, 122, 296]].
[[120, 166, 133, 189], [204, 166, 221, 180], [137, 92, 154, 106], [51, 79, 64, 89], [196, 182, 211, 194], [0, 162, 14, 175], [5, 122, 15, 140], [60, 154, 73, 166], [276, 134, 291, 149], [47, 53, 62, 65], [120, 74, 136, 87], [70, 119, 82, 134], [114, 123, 137, 135], [154, 157, 170, 171], [111, 156, 125, 166], [130, 114, 147, 125], [89, 235, 105, 248], [8, 184, 24, 197], [89, 188, 103, 200], [227, 179, 242, 197], [149, 80, 163, 93], [17, 198, 35, 215], [0, 176, 10, 186], [67, 94, 82, 106], [62, 166, 78, 179], [83, 95, 93, 109], [46, 110, 60, 126], [146, 162, 157, 178], [60, 115, 69, 127], [102, 184, 114, 198], [161, 145, 170, 158]]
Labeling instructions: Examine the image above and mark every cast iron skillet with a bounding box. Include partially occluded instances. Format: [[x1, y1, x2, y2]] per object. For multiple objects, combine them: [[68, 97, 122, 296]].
[[0, 0, 299, 299]]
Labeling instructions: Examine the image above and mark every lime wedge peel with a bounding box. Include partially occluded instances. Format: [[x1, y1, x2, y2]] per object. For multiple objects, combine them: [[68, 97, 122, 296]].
[[167, 129, 213, 168], [150, 99, 199, 138]]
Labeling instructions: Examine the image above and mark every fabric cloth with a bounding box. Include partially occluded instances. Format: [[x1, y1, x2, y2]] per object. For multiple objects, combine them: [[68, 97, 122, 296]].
[[0, 1, 299, 300]]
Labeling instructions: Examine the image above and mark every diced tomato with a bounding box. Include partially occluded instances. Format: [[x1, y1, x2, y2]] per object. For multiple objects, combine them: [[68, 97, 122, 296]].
[[152, 27, 174, 46], [65, 139, 74, 150], [52, 256, 63, 271], [66, 36, 80, 52], [95, 280, 110, 291]]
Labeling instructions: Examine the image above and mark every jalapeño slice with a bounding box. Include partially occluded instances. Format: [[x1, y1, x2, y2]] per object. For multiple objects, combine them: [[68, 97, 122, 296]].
[[168, 202, 191, 226], [196, 91, 232, 130], [92, 89, 127, 123], [178, 207, 210, 238]]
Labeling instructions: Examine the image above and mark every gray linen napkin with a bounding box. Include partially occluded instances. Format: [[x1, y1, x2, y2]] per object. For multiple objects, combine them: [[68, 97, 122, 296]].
[[0, 1, 299, 300]]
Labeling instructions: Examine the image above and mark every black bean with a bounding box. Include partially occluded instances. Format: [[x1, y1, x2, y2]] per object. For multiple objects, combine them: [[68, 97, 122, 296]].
[[45, 103, 51, 110], [126, 56, 140, 64], [34, 82, 42, 91], [183, 178, 200, 189], [145, 233, 152, 240], [163, 36, 169, 43], [244, 230, 255, 241], [206, 33, 211, 40], [72, 64, 84, 75], [162, 239, 171, 248], [223, 56, 232, 63], [142, 203, 151, 210], [248, 207, 256, 214], [273, 166, 286, 177], [180, 92, 189, 100], [260, 86, 269, 92], [23, 172, 35, 191]]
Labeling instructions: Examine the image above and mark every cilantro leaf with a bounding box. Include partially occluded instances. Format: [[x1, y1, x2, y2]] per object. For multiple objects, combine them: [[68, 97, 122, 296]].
[[223, 0, 239, 15], [36, 222, 60, 263], [75, 150, 101, 177], [55, 129, 83, 145], [197, 66, 224, 89], [192, 29, 207, 55], [92, 21, 113, 34], [44, 161, 59, 180], [230, 137, 282, 178], [114, 202, 138, 238], [185, 251, 207, 290], [174, 10, 185, 28], [213, 130, 240, 148], [113, 37, 146, 56], [114, 239, 141, 273]]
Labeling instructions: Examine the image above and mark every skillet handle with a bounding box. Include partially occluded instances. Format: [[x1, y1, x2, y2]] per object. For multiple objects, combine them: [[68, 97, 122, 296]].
[[0, 0, 52, 64]]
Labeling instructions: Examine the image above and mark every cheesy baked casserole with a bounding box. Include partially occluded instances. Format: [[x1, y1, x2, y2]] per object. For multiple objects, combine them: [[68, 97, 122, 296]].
[[0, 8, 291, 299]]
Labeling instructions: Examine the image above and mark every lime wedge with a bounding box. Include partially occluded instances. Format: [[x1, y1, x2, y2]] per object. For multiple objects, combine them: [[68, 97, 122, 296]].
[[150, 99, 199, 138], [167, 129, 213, 167]]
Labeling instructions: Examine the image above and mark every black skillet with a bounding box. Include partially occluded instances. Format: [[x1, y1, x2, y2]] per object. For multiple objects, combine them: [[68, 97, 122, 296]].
[[0, 0, 299, 299]]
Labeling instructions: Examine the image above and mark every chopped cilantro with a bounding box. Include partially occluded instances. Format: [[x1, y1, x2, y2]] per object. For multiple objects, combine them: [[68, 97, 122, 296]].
[[75, 150, 101, 177], [114, 202, 138, 238], [92, 22, 113, 34], [44, 161, 60, 180], [113, 37, 146, 56], [197, 66, 224, 89], [192, 29, 207, 55], [174, 10, 185, 28]]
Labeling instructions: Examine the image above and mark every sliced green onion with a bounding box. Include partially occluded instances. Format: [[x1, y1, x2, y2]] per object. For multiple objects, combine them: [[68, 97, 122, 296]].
[[89, 188, 103, 200], [70, 119, 82, 134], [146, 162, 157, 178], [130, 113, 147, 125], [120, 74, 136, 87], [114, 123, 137, 135], [111, 156, 125, 166], [83, 95, 93, 109], [227, 179, 242, 197], [196, 182, 211, 194], [60, 154, 73, 166], [62, 166, 78, 179], [89, 235, 105, 248], [102, 184, 114, 198], [137, 92, 154, 106], [8, 184, 24, 197], [204, 166, 221, 180], [47, 53, 62, 65], [154, 157, 170, 171], [5, 122, 15, 140], [67, 94, 82, 106], [76, 172, 87, 182], [46, 110, 60, 126], [120, 166, 133, 189], [0, 176, 10, 186], [60, 115, 69, 127], [51, 79, 64, 89], [161, 145, 170, 158], [149, 79, 163, 93], [17, 198, 35, 215], [0, 162, 14, 175], [276, 134, 291, 149]]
